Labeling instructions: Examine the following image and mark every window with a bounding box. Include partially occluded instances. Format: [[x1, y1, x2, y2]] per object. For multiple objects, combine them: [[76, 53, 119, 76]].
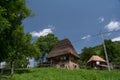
[[63, 56, 66, 60], [61, 56, 66, 61]]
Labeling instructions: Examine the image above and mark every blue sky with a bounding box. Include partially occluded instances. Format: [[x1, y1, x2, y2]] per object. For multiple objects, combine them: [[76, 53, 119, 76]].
[[23, 0, 120, 53]]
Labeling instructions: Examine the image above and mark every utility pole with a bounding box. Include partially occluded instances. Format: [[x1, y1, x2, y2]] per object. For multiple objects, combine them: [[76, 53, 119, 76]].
[[100, 31, 111, 71]]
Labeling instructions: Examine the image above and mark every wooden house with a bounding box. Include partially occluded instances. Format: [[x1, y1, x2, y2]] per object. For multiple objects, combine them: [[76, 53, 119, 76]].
[[47, 39, 79, 69], [87, 55, 107, 69]]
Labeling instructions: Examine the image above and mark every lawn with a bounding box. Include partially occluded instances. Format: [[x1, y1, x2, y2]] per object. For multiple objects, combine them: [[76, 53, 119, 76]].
[[0, 68, 120, 80]]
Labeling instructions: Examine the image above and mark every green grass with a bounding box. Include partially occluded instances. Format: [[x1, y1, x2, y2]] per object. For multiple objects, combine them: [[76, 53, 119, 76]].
[[0, 68, 120, 80]]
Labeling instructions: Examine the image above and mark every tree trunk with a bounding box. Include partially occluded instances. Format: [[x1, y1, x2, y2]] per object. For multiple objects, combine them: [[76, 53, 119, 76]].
[[10, 61, 14, 77]]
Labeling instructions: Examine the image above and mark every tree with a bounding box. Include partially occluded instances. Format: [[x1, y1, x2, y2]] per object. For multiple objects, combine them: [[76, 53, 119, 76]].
[[0, 0, 32, 76], [79, 47, 96, 67], [101, 40, 120, 65], [79, 39, 120, 68], [35, 34, 59, 59], [0, 7, 10, 62]]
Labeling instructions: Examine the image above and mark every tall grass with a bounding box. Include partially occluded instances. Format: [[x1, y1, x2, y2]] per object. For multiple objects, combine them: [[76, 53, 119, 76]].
[[0, 68, 120, 80]]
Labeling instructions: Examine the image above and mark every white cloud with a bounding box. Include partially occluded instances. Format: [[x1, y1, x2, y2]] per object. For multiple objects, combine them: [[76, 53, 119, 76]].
[[98, 17, 104, 23], [30, 27, 54, 37], [112, 36, 120, 42], [105, 21, 120, 31], [81, 35, 91, 40]]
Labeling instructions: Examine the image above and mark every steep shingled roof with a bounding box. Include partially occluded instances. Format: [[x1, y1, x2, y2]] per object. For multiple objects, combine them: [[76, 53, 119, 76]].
[[47, 38, 79, 58]]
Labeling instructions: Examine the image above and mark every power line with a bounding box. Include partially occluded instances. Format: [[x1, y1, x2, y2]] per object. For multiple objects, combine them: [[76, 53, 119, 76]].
[[72, 29, 120, 44], [71, 29, 120, 55]]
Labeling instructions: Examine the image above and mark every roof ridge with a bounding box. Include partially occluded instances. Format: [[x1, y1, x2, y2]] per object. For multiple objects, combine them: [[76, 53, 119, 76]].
[[47, 38, 79, 58]]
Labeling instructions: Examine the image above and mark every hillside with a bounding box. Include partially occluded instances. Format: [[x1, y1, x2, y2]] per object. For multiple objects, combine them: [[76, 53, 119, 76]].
[[1, 68, 120, 80], [79, 40, 120, 66]]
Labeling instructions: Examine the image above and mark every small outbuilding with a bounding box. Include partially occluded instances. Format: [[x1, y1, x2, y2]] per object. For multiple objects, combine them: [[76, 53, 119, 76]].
[[47, 38, 80, 69], [87, 55, 107, 69]]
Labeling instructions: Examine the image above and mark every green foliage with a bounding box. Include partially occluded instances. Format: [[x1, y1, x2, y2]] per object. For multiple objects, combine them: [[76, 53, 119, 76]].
[[0, 0, 36, 75], [79, 39, 120, 67], [0, 0, 31, 25], [0, 68, 120, 80], [35, 34, 58, 57], [103, 40, 120, 65], [0, 0, 31, 60], [79, 47, 97, 67]]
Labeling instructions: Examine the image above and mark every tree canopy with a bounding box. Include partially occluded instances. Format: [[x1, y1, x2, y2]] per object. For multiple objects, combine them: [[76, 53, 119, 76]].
[[0, 0, 35, 76], [35, 34, 59, 57]]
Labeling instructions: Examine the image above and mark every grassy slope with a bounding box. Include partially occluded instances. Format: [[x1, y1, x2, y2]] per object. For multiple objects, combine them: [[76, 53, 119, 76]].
[[1, 68, 120, 80]]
